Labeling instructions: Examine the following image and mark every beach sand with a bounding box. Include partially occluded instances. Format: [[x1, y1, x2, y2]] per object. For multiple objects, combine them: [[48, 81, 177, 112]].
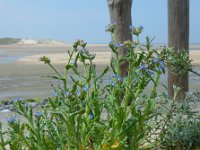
[[0, 44, 199, 101]]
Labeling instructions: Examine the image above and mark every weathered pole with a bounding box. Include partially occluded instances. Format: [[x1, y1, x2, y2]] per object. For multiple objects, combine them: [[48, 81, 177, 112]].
[[107, 0, 133, 77], [168, 0, 189, 100]]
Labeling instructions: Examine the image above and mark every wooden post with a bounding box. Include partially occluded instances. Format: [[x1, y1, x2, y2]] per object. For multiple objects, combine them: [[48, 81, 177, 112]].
[[107, 0, 133, 77], [168, 0, 189, 100]]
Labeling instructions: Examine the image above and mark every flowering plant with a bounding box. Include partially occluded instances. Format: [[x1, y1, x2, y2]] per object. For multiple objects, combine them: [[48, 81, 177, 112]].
[[0, 25, 197, 150]]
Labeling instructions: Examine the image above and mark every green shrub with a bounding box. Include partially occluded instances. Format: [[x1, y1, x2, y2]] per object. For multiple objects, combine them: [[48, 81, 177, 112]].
[[158, 91, 200, 150]]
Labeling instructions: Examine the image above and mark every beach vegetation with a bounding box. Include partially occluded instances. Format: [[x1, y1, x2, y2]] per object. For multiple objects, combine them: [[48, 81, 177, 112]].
[[0, 25, 199, 150]]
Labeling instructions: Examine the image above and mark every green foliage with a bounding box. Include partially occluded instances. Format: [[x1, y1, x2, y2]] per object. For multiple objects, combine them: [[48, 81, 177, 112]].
[[0, 25, 199, 150], [167, 50, 192, 75], [0, 38, 21, 45], [158, 93, 200, 150]]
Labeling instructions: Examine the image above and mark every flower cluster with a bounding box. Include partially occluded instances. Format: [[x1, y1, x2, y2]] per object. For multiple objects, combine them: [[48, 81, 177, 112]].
[[139, 64, 154, 75], [152, 58, 166, 71], [105, 23, 116, 33], [40, 56, 51, 64], [131, 25, 143, 36], [109, 74, 123, 87], [73, 39, 87, 49]]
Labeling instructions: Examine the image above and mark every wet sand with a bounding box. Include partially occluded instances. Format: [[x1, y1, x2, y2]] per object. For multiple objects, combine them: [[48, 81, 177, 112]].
[[0, 44, 200, 101], [0, 44, 110, 101]]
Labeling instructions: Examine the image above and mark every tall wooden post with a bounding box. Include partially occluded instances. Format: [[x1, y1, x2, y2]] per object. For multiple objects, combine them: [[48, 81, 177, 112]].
[[168, 0, 189, 100], [107, 0, 133, 77]]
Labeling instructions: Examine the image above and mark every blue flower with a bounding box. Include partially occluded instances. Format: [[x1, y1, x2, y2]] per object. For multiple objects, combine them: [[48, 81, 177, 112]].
[[139, 64, 146, 70], [115, 43, 124, 48], [6, 116, 17, 123], [75, 90, 80, 96], [65, 91, 70, 96], [147, 70, 153, 75], [111, 82, 115, 87], [83, 85, 88, 92], [156, 67, 160, 71], [14, 97, 23, 102], [112, 74, 119, 78], [36, 111, 42, 117], [88, 114, 94, 120], [152, 58, 159, 63], [160, 60, 165, 70]]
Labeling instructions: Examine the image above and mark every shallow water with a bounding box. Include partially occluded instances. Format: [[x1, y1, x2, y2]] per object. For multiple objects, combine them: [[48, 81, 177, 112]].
[[0, 55, 20, 64], [0, 49, 21, 64]]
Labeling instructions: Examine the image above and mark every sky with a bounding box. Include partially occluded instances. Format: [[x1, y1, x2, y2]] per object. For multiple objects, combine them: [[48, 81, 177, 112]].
[[0, 0, 200, 44]]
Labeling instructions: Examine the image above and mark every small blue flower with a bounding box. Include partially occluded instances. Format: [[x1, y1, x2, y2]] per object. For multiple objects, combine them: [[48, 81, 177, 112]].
[[88, 114, 94, 120], [159, 60, 165, 70], [36, 111, 42, 117], [156, 67, 160, 71], [147, 70, 153, 75], [83, 85, 88, 92], [14, 97, 23, 102], [152, 58, 159, 63], [75, 90, 80, 96], [139, 64, 146, 70], [6, 116, 17, 123], [65, 91, 70, 96], [115, 43, 124, 48], [111, 82, 115, 87], [112, 74, 119, 78]]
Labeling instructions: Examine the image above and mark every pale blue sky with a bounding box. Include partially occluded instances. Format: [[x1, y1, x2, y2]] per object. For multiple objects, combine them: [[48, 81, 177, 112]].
[[0, 0, 199, 43]]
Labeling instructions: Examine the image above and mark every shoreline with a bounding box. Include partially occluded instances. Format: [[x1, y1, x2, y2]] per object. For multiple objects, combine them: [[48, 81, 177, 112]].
[[0, 45, 199, 101]]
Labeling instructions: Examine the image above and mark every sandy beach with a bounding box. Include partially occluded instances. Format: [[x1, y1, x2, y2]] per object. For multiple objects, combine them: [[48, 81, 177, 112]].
[[0, 44, 200, 101]]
